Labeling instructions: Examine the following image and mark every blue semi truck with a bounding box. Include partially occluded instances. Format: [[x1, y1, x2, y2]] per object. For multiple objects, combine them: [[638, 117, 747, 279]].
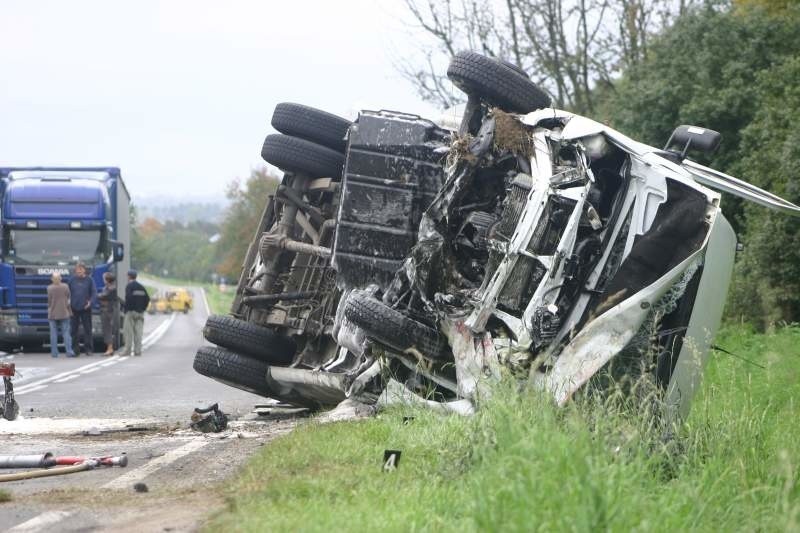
[[0, 167, 130, 352]]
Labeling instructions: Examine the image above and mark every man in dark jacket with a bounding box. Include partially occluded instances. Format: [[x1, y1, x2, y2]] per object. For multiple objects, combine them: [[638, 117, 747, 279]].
[[122, 270, 150, 356], [68, 263, 97, 356]]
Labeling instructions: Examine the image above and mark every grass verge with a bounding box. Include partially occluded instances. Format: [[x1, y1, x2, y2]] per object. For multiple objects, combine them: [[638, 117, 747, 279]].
[[0, 489, 11, 503], [203, 284, 235, 315], [207, 325, 800, 532]]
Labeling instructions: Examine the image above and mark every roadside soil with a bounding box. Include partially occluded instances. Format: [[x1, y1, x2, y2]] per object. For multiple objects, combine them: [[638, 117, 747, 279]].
[[1, 413, 301, 532]]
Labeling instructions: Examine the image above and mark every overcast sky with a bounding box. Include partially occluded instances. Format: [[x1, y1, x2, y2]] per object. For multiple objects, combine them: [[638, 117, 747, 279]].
[[0, 1, 446, 202]]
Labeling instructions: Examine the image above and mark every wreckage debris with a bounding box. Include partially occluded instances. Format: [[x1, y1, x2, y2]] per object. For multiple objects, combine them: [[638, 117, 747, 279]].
[[0, 453, 128, 482], [190, 403, 229, 433], [191, 51, 800, 422]]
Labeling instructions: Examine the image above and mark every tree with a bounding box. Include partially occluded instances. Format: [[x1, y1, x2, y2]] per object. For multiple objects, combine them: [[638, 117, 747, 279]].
[[595, 3, 800, 328], [398, 0, 701, 113], [726, 56, 800, 327], [215, 168, 281, 279]]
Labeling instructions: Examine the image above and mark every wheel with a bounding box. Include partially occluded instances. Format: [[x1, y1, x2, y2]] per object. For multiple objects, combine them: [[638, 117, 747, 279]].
[[192, 345, 320, 408], [0, 342, 19, 354], [343, 290, 449, 360], [261, 134, 344, 178], [447, 51, 550, 113], [183, 304, 189, 314], [500, 59, 528, 78], [271, 103, 352, 153], [193, 345, 272, 396], [202, 314, 296, 365]]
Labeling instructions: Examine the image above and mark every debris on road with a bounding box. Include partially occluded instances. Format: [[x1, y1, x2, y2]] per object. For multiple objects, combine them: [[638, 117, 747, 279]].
[[0, 453, 128, 469], [0, 452, 128, 482], [1, 362, 19, 421], [190, 403, 229, 433]]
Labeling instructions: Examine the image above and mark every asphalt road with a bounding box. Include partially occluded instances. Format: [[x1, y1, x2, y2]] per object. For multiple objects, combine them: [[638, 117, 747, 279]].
[[5, 291, 257, 421], [0, 287, 296, 532]]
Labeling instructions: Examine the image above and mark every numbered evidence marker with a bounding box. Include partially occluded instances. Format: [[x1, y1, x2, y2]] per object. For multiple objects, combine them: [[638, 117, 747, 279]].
[[383, 450, 402, 471]]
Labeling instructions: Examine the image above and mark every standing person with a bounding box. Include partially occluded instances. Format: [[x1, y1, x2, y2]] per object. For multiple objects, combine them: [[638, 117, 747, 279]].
[[47, 273, 75, 358], [98, 272, 118, 356], [68, 262, 97, 356], [122, 270, 150, 356]]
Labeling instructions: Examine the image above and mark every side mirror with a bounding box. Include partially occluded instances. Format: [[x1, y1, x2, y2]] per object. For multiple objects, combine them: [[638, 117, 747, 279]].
[[664, 125, 722, 160], [110, 240, 124, 262]]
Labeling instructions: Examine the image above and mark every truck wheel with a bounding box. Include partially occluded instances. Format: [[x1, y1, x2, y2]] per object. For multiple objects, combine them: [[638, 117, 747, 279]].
[[500, 59, 529, 78], [192, 346, 320, 408], [447, 51, 550, 113], [202, 314, 296, 365], [193, 345, 273, 397], [271, 103, 352, 153], [261, 134, 344, 178], [343, 290, 449, 360]]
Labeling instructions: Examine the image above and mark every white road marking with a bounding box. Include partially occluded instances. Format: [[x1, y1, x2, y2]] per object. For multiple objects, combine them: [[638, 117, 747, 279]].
[[14, 384, 48, 395], [8, 510, 74, 532], [13, 314, 175, 396], [200, 287, 211, 317], [102, 439, 209, 490], [14, 357, 117, 394], [141, 312, 175, 350], [53, 374, 81, 383]]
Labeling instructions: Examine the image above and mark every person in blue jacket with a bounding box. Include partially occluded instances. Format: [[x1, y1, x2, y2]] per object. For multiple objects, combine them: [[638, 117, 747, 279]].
[[67, 262, 97, 356]]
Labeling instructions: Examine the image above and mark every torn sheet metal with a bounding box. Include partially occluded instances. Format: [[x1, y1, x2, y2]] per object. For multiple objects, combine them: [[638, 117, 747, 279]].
[[441, 317, 502, 400], [245, 92, 800, 421], [330, 99, 790, 422]]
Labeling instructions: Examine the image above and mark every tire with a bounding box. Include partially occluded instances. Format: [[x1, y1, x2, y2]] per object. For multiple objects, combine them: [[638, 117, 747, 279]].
[[447, 51, 550, 113], [500, 59, 528, 79], [261, 134, 344, 178], [193, 345, 321, 408], [193, 345, 272, 396], [202, 314, 296, 365], [343, 290, 448, 360], [271, 103, 352, 153]]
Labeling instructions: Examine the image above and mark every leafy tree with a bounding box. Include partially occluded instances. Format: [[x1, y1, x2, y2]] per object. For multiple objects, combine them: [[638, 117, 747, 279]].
[[726, 56, 800, 327], [215, 168, 280, 279], [596, 3, 800, 328], [131, 218, 219, 281]]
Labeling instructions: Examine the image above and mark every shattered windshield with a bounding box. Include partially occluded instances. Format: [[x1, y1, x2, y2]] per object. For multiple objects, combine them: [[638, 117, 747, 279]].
[[2, 229, 107, 265]]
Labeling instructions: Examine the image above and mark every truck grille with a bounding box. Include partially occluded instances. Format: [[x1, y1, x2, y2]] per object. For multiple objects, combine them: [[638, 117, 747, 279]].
[[15, 272, 55, 326]]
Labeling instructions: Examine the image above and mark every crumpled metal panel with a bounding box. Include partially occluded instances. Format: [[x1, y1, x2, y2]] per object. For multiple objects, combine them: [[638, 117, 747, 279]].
[[332, 111, 449, 289]]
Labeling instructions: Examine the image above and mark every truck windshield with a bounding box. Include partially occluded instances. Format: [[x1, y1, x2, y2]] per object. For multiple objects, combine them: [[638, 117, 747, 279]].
[[2, 229, 106, 265]]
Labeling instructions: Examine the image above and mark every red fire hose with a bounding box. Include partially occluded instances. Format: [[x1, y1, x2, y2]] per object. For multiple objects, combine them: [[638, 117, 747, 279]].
[[0, 453, 128, 482]]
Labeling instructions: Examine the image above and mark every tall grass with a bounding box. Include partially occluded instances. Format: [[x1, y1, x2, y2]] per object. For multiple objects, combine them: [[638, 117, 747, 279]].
[[207, 326, 800, 532]]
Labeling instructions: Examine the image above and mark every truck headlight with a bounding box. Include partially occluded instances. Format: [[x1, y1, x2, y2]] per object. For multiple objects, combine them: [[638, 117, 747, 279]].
[[0, 312, 18, 333]]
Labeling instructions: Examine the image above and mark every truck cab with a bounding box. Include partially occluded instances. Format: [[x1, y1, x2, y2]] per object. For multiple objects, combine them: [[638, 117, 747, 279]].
[[0, 167, 130, 352]]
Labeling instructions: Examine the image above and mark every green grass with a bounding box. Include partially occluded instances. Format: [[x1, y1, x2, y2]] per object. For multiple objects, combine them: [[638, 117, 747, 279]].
[[203, 284, 235, 315], [0, 489, 11, 503], [206, 325, 800, 532]]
